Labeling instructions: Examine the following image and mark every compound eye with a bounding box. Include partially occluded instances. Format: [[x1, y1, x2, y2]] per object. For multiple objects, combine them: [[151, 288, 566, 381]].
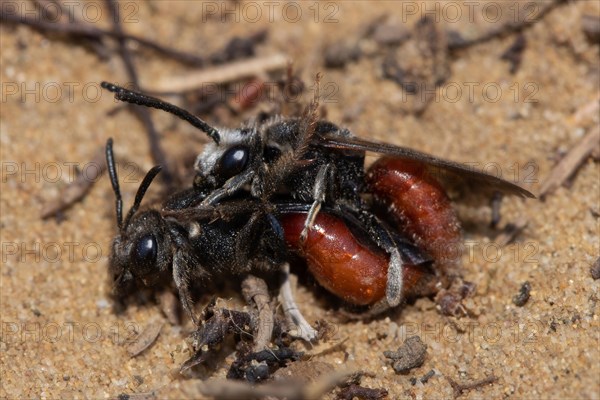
[[219, 145, 249, 179], [132, 234, 157, 274]]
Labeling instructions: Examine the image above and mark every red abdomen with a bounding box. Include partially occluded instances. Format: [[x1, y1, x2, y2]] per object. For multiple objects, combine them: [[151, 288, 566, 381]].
[[281, 213, 387, 305], [366, 157, 462, 277], [280, 212, 438, 305]]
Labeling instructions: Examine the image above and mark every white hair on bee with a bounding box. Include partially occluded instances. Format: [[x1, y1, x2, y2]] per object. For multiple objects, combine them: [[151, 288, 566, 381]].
[[195, 127, 255, 176]]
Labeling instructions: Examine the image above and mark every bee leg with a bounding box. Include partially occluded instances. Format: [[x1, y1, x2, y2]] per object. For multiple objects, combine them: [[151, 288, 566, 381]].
[[356, 210, 404, 308], [300, 163, 335, 243], [172, 250, 199, 326], [279, 263, 318, 341], [201, 169, 256, 205], [242, 275, 273, 352], [382, 243, 404, 308]]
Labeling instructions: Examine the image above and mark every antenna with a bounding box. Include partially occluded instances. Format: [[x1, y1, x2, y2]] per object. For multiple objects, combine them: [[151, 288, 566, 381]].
[[105, 138, 123, 229], [122, 165, 162, 229], [105, 138, 163, 231], [101, 82, 221, 144]]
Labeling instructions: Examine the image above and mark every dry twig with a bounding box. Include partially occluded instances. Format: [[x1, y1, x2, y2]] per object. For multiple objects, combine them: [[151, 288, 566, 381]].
[[446, 375, 498, 398], [41, 147, 106, 219], [147, 53, 288, 93], [539, 126, 600, 199]]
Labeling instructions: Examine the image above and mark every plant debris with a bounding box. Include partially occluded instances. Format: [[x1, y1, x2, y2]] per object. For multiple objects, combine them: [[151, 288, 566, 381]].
[[147, 54, 288, 93], [383, 336, 427, 374], [336, 384, 388, 400], [181, 306, 253, 372], [513, 281, 532, 307], [446, 374, 498, 398], [41, 146, 106, 219], [591, 257, 600, 280], [381, 16, 449, 114], [500, 33, 527, 74], [540, 126, 600, 199], [226, 347, 303, 383], [126, 321, 163, 357], [410, 369, 436, 385], [435, 280, 475, 317]]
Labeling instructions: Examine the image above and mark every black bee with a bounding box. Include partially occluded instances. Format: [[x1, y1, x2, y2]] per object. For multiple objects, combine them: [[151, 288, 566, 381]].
[[101, 81, 534, 315], [106, 138, 337, 341]]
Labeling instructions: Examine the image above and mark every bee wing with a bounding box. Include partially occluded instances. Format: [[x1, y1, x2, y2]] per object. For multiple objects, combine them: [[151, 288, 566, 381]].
[[319, 134, 536, 198]]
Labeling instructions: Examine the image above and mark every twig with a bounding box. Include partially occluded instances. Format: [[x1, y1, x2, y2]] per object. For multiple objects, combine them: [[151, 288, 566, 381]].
[[32, 0, 109, 59], [112, 392, 157, 400], [146, 53, 288, 93], [500, 33, 526, 74], [41, 147, 106, 219], [105, 0, 174, 188], [447, 0, 567, 50], [539, 126, 600, 199], [0, 10, 206, 65], [447, 375, 498, 398]]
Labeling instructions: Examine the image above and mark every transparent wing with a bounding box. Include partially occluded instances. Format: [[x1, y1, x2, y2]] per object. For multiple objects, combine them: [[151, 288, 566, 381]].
[[319, 134, 536, 198]]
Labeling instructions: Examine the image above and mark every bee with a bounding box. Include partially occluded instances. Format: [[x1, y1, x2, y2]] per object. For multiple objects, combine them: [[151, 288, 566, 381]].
[[102, 81, 534, 322], [106, 139, 325, 340]]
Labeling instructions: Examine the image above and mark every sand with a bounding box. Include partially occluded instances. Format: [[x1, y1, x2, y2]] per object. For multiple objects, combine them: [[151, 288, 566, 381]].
[[1, 1, 599, 399]]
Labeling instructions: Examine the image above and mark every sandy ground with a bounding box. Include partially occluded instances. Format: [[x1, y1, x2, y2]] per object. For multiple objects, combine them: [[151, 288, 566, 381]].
[[1, 1, 599, 399]]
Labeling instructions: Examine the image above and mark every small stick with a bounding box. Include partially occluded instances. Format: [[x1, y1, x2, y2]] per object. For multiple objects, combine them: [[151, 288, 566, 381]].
[[41, 147, 106, 219], [105, 0, 174, 188], [146, 53, 288, 93], [32, 0, 109, 59], [447, 375, 498, 398], [0, 11, 206, 65], [539, 126, 600, 199], [112, 392, 157, 400], [447, 0, 566, 50]]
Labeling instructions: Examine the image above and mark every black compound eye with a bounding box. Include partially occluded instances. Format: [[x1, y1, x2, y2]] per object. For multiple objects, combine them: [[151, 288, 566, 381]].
[[132, 234, 157, 273], [219, 145, 249, 179]]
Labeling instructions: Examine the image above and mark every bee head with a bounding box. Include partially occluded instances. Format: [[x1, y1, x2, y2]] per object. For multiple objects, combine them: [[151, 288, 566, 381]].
[[194, 127, 256, 189], [105, 139, 172, 291]]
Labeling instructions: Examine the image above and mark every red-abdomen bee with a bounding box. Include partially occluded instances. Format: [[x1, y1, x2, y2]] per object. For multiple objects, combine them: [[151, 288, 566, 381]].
[[102, 82, 534, 321]]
